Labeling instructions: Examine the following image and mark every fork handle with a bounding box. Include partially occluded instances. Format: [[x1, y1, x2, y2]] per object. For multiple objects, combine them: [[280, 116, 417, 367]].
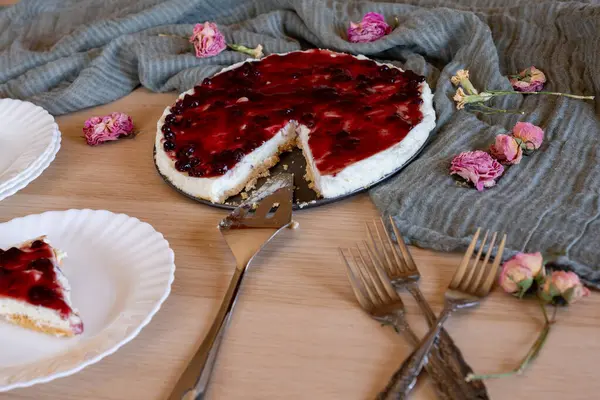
[[407, 284, 489, 399], [391, 315, 469, 400], [378, 305, 454, 400], [168, 266, 247, 400]]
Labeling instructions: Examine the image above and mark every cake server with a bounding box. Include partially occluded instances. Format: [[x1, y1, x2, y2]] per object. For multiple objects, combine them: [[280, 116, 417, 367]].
[[168, 173, 294, 400]]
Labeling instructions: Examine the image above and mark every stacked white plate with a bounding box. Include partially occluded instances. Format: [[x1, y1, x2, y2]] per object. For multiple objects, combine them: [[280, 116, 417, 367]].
[[0, 99, 61, 202]]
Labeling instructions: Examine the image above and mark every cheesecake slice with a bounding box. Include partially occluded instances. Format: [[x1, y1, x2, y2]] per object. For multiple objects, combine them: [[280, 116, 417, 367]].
[[0, 236, 83, 337], [155, 49, 435, 203]]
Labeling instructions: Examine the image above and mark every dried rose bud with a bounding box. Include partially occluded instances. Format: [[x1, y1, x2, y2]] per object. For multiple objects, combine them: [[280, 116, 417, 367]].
[[498, 252, 544, 296], [83, 112, 134, 146], [189, 22, 226, 58], [449, 150, 504, 191], [512, 122, 544, 150], [490, 134, 523, 165], [540, 270, 590, 305], [347, 12, 392, 43], [510, 66, 546, 93]]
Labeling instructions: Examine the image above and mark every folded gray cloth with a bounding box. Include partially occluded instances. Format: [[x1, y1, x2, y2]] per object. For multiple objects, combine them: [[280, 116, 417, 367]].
[[1, 0, 599, 286]]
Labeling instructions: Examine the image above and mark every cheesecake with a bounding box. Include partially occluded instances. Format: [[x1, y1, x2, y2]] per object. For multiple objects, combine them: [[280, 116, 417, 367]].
[[155, 49, 435, 203], [0, 236, 83, 337]]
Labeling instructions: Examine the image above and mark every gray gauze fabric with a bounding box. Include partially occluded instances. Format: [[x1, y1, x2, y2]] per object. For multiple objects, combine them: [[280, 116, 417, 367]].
[[1, 0, 599, 286]]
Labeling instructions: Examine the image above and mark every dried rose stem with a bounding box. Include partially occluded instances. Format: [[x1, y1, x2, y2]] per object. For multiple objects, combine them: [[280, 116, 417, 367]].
[[475, 104, 525, 115], [465, 299, 553, 382], [227, 43, 263, 58], [487, 90, 595, 100]]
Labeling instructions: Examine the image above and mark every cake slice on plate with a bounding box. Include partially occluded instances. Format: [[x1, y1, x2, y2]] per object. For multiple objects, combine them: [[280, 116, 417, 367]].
[[0, 236, 83, 337]]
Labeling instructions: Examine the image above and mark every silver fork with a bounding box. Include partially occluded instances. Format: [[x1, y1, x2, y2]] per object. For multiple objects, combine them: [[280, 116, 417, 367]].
[[378, 228, 506, 400], [367, 217, 489, 399], [168, 174, 294, 400], [340, 245, 470, 400]]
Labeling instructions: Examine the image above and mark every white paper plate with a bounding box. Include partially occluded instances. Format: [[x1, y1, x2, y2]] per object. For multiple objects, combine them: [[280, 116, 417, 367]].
[[0, 209, 176, 391], [0, 99, 58, 192], [0, 126, 61, 202]]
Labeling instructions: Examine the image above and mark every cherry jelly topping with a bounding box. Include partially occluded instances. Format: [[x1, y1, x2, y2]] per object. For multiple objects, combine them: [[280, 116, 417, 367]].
[[162, 49, 425, 177], [0, 241, 73, 318]]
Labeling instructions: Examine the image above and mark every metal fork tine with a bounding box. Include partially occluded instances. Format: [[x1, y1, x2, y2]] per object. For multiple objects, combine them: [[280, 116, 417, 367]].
[[366, 222, 391, 275], [377, 218, 406, 274], [460, 230, 489, 291], [339, 248, 374, 311], [372, 221, 397, 275], [450, 228, 481, 289], [388, 216, 417, 273], [477, 233, 507, 296], [468, 232, 497, 293], [351, 248, 384, 306], [362, 244, 399, 301], [356, 246, 393, 303]]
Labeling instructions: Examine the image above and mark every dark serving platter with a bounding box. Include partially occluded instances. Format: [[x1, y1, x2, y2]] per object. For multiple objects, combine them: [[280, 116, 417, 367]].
[[154, 132, 431, 211]]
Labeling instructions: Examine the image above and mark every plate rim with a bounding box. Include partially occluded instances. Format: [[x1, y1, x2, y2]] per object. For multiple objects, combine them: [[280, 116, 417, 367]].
[[0, 125, 61, 202], [0, 209, 176, 392], [0, 99, 57, 190]]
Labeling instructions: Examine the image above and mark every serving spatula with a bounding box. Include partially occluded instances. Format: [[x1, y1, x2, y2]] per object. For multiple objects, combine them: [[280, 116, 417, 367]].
[[168, 173, 294, 400]]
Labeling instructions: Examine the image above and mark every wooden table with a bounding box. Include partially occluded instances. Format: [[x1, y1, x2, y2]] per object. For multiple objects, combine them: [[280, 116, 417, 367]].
[[1, 88, 599, 400], [1, 0, 599, 392]]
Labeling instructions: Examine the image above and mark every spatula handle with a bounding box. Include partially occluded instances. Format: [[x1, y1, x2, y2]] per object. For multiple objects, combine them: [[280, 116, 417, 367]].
[[168, 266, 246, 400]]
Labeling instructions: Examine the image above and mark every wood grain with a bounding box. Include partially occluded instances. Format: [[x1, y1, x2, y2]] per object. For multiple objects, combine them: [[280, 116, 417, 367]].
[[1, 2, 600, 397]]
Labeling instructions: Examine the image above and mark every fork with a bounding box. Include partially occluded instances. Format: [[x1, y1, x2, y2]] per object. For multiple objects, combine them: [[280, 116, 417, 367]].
[[168, 174, 294, 400], [378, 228, 506, 400], [340, 245, 471, 400], [367, 217, 489, 399]]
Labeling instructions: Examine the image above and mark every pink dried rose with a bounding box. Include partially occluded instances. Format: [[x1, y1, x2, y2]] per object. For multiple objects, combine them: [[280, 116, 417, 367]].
[[347, 12, 392, 43], [499, 252, 544, 296], [189, 22, 226, 58], [83, 112, 134, 146], [512, 122, 544, 150], [490, 134, 523, 165], [540, 270, 590, 305], [510, 66, 546, 92], [450, 150, 504, 191]]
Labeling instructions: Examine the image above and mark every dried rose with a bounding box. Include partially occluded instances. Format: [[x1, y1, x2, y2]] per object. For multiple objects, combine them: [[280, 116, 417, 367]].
[[347, 12, 392, 43], [512, 122, 544, 150], [189, 22, 226, 58], [83, 112, 134, 146], [490, 134, 523, 165], [499, 252, 544, 296], [450, 150, 504, 191], [510, 66, 546, 93], [451, 69, 478, 95], [453, 87, 492, 110], [540, 270, 590, 305]]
